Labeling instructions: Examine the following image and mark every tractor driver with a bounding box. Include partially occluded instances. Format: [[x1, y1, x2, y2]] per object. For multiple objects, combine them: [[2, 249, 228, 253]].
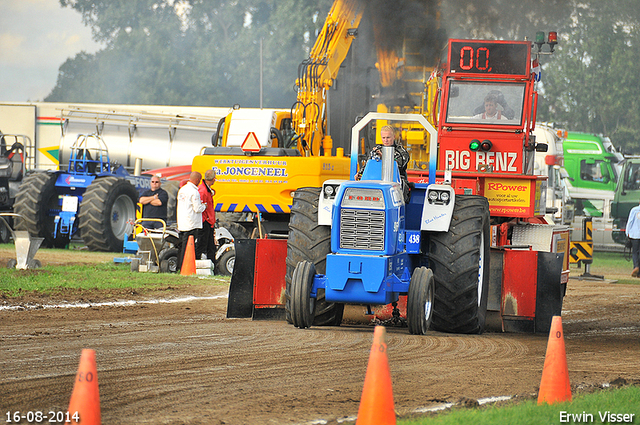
[[139, 175, 169, 229], [357, 125, 411, 201], [473, 93, 510, 121]]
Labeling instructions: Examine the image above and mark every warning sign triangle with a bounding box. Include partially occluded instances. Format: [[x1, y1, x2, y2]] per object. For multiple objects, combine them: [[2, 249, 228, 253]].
[[241, 132, 262, 152]]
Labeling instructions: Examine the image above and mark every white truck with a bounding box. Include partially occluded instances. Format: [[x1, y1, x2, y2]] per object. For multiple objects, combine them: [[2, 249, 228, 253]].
[[532, 123, 573, 225]]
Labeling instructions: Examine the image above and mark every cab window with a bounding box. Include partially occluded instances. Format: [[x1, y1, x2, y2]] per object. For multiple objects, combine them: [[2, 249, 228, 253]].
[[623, 163, 640, 190], [580, 159, 611, 183], [445, 81, 526, 126]]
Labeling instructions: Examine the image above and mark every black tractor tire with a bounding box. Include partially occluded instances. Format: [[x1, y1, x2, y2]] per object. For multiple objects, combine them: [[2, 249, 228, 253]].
[[28, 259, 42, 269], [14, 172, 68, 248], [130, 258, 140, 272], [216, 249, 235, 276], [428, 195, 490, 334], [163, 180, 180, 223], [291, 260, 317, 329], [218, 220, 250, 241], [78, 177, 139, 252], [407, 267, 435, 335], [0, 218, 11, 243], [285, 187, 344, 326], [158, 247, 179, 273]]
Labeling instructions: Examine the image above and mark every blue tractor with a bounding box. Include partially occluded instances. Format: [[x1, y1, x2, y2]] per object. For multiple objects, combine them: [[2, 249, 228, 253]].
[[287, 114, 490, 335], [14, 134, 174, 251]]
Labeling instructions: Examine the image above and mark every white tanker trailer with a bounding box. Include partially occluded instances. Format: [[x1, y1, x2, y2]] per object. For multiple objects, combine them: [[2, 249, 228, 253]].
[[1, 102, 231, 251], [57, 105, 228, 172]]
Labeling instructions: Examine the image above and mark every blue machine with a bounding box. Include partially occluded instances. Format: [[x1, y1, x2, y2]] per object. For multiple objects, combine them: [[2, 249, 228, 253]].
[[14, 134, 157, 251], [53, 137, 129, 242], [287, 113, 489, 335]]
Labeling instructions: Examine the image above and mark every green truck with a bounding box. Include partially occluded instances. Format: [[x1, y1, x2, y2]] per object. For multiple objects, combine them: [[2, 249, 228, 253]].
[[563, 131, 624, 250], [612, 156, 640, 244]]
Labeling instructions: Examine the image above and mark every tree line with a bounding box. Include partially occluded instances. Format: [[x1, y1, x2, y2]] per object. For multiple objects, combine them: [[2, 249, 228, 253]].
[[46, 0, 640, 152]]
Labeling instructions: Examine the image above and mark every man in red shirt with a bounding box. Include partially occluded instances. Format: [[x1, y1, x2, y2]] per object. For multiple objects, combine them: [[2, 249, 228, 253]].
[[197, 169, 217, 260]]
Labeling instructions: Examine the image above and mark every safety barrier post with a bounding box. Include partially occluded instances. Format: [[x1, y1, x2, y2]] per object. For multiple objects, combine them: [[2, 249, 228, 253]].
[[569, 217, 603, 280]]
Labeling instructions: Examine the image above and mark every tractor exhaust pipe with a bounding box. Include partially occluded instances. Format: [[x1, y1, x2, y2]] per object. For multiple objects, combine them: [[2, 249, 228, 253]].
[[381, 146, 394, 182]]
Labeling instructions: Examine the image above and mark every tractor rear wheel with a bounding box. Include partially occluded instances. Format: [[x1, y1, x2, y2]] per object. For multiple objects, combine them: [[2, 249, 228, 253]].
[[78, 177, 138, 252], [428, 195, 490, 334], [14, 172, 68, 248], [163, 180, 180, 223], [407, 267, 435, 335], [285, 187, 344, 326], [291, 260, 317, 329], [218, 220, 250, 241]]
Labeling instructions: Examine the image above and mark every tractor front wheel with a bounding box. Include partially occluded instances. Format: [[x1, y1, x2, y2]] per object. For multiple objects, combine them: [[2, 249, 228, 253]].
[[428, 195, 490, 334], [158, 247, 179, 273], [285, 187, 343, 326], [407, 267, 435, 335], [291, 260, 317, 329], [216, 249, 235, 276]]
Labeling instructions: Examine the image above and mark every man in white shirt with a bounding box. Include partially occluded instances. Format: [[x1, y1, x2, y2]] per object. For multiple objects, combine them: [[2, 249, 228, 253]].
[[626, 199, 640, 277], [177, 171, 207, 271]]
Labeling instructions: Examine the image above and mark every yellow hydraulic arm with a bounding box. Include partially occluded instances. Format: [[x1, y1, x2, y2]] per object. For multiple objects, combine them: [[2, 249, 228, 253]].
[[292, 0, 364, 157]]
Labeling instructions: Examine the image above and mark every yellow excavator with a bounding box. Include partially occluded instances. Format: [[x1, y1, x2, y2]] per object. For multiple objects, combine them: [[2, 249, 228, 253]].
[[192, 0, 443, 236]]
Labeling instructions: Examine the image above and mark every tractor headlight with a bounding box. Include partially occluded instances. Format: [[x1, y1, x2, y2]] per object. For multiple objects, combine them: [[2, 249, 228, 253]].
[[323, 183, 340, 200], [426, 188, 452, 206]]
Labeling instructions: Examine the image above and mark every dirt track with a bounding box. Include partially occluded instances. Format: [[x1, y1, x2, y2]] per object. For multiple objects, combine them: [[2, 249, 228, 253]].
[[1, 262, 640, 424]]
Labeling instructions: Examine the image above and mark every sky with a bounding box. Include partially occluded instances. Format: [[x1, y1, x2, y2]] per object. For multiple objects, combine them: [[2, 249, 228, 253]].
[[0, 0, 103, 102]]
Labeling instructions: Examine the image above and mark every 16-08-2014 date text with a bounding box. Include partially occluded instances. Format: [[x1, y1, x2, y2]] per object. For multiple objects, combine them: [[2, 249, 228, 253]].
[[5, 411, 80, 423]]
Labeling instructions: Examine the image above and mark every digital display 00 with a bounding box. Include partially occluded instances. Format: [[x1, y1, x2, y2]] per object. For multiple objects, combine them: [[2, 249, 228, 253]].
[[449, 41, 530, 76]]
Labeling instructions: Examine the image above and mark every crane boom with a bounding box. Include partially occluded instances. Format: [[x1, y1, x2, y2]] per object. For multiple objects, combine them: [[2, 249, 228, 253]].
[[292, 0, 364, 157]]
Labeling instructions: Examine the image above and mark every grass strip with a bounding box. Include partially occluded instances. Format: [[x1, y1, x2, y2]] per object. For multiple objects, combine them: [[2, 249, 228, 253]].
[[399, 386, 639, 425], [0, 262, 227, 296]]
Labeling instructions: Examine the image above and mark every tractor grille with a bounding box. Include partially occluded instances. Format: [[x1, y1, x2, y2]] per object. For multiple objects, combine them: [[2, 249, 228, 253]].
[[340, 209, 385, 250]]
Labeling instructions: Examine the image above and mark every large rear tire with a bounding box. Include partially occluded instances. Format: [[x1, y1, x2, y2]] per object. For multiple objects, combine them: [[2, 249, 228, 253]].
[[285, 187, 344, 326], [78, 177, 138, 252], [218, 220, 250, 241], [407, 267, 435, 335], [163, 180, 180, 223], [14, 172, 68, 248], [428, 195, 490, 334], [291, 260, 316, 329]]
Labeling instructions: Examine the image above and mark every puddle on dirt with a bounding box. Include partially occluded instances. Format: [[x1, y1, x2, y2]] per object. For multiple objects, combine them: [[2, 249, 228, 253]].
[[0, 294, 228, 311], [301, 395, 514, 424]]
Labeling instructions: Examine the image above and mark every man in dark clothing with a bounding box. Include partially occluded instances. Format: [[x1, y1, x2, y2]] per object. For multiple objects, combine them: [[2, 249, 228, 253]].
[[139, 176, 169, 229], [358, 125, 411, 201]]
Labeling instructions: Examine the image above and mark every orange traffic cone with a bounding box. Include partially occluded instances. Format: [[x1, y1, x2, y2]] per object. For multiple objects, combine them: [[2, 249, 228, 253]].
[[68, 349, 101, 425], [538, 316, 572, 405], [180, 235, 196, 276], [356, 326, 396, 425]]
